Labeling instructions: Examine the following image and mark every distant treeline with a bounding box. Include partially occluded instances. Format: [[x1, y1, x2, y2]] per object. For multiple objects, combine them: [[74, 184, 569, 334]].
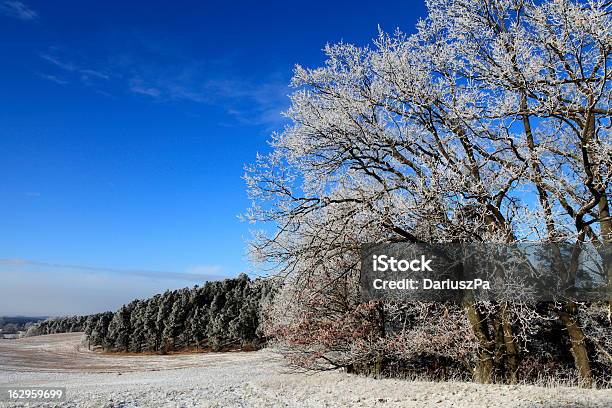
[[25, 315, 88, 336], [0, 316, 46, 334], [26, 274, 277, 353]]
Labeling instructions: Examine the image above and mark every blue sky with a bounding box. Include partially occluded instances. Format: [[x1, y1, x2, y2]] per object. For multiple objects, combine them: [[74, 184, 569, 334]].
[[0, 0, 427, 315]]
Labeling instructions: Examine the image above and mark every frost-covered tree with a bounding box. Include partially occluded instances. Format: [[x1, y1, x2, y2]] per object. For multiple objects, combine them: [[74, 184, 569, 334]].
[[106, 304, 133, 351], [156, 290, 176, 353], [163, 288, 191, 350], [143, 294, 161, 351], [246, 0, 610, 385], [84, 312, 113, 349], [129, 300, 147, 352]]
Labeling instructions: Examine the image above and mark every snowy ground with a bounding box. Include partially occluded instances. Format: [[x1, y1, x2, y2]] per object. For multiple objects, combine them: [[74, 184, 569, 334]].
[[0, 333, 610, 407]]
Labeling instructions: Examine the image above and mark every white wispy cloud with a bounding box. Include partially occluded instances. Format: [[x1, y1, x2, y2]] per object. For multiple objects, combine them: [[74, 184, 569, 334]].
[[0, 1, 37, 21], [78, 68, 110, 80], [39, 50, 110, 86], [127, 73, 290, 126], [36, 41, 291, 127], [36, 73, 68, 85], [128, 78, 161, 98]]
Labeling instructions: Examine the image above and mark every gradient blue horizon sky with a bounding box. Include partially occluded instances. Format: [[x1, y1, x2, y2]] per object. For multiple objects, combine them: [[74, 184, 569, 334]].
[[0, 0, 427, 316]]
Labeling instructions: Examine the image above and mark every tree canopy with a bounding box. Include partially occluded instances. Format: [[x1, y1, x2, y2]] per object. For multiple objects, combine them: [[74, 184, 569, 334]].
[[246, 0, 611, 385]]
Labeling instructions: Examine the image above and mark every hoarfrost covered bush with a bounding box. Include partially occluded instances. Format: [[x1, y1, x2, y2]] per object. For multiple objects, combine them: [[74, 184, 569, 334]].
[[246, 0, 611, 385]]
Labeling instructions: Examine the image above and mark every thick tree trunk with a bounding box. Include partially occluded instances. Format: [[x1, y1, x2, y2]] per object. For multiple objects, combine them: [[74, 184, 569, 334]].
[[374, 300, 385, 377], [474, 353, 493, 384], [558, 303, 592, 387], [501, 303, 519, 384], [521, 101, 596, 384], [493, 314, 504, 375], [464, 299, 494, 383], [598, 194, 612, 323]]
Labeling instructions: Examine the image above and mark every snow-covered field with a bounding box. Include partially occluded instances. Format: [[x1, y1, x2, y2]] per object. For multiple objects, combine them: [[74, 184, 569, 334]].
[[0, 333, 610, 407]]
